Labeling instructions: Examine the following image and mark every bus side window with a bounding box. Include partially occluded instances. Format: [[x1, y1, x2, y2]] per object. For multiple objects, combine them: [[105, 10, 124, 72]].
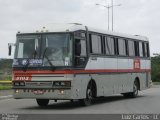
[[105, 37, 115, 55], [90, 34, 102, 54], [134, 41, 139, 57], [142, 42, 146, 57], [139, 42, 144, 57], [118, 38, 127, 56], [128, 40, 135, 56], [141, 42, 150, 58], [75, 39, 87, 56], [114, 38, 118, 55], [145, 42, 150, 57]]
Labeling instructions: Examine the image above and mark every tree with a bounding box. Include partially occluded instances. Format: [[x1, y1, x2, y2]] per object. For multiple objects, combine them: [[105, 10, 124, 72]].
[[151, 55, 160, 82]]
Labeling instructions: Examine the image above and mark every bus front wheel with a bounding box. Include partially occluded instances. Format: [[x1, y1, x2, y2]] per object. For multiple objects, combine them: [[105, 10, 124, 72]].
[[36, 99, 49, 107], [79, 85, 93, 106]]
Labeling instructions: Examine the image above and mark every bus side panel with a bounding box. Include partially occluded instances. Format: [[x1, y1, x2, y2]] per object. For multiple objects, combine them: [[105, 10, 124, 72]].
[[85, 57, 118, 97], [72, 74, 91, 99], [99, 74, 114, 96], [85, 57, 104, 70]]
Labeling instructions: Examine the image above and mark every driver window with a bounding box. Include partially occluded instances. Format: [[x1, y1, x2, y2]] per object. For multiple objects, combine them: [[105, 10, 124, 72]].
[[75, 39, 86, 56], [75, 39, 87, 67]]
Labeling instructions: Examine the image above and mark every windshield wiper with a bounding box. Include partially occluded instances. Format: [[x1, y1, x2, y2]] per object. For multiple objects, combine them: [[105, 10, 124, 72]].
[[42, 48, 55, 71]]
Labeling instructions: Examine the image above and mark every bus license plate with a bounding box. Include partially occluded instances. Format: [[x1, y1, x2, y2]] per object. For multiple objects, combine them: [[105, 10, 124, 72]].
[[33, 90, 45, 95]]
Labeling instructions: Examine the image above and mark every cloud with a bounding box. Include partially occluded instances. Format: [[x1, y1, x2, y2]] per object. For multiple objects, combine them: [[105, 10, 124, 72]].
[[0, 0, 160, 58], [113, 0, 160, 54]]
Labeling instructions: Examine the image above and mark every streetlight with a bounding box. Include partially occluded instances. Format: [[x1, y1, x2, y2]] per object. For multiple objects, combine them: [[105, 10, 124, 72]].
[[96, 3, 121, 31]]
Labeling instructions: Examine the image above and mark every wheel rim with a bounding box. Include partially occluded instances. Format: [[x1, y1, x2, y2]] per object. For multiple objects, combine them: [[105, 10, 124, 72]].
[[83, 87, 92, 105], [133, 83, 138, 96], [87, 88, 92, 100]]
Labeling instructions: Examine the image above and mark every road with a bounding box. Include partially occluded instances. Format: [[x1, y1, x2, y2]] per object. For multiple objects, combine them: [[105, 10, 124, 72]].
[[0, 86, 160, 114]]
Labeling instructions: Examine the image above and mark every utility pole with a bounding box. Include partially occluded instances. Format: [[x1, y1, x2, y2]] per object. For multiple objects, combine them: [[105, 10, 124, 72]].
[[96, 2, 121, 31], [111, 0, 114, 31]]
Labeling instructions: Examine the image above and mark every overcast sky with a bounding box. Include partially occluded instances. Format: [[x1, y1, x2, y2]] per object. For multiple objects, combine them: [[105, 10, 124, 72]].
[[0, 0, 160, 58]]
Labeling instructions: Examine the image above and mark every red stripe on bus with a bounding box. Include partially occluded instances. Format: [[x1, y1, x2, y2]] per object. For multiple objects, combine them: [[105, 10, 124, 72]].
[[13, 69, 151, 75]]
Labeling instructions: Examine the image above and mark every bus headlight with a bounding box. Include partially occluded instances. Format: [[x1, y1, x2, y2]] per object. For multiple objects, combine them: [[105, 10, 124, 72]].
[[60, 90, 64, 94], [53, 81, 71, 87], [13, 82, 25, 86], [14, 82, 20, 86], [15, 89, 19, 93]]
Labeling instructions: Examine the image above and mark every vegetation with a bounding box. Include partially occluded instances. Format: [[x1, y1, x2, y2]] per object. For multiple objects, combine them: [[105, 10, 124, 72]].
[[0, 84, 12, 90], [0, 59, 12, 80], [0, 59, 12, 90], [153, 82, 160, 85], [151, 55, 160, 82]]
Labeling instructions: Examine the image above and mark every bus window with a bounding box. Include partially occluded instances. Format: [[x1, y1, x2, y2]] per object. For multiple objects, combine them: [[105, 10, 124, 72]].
[[105, 37, 115, 55], [80, 40, 87, 56], [139, 42, 143, 57], [134, 41, 139, 57], [128, 40, 135, 56], [142, 42, 146, 57], [145, 42, 150, 57], [118, 38, 127, 56], [90, 34, 102, 54], [75, 39, 86, 56]]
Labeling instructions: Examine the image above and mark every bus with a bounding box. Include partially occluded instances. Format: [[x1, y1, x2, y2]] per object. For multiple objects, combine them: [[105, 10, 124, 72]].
[[8, 24, 151, 106]]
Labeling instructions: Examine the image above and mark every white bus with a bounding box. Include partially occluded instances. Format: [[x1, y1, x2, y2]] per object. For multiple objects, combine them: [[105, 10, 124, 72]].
[[9, 24, 151, 106]]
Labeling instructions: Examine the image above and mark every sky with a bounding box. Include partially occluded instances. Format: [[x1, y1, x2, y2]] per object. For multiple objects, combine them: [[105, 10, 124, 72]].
[[0, 0, 160, 58]]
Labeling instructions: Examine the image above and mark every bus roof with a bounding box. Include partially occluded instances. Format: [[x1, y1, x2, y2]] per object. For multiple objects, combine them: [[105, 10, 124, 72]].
[[18, 24, 148, 41]]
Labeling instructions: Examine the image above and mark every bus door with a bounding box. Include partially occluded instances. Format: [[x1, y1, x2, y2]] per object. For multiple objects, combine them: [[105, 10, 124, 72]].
[[74, 31, 87, 67]]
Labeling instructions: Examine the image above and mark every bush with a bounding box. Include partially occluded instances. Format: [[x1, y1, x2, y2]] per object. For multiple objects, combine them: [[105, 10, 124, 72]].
[[151, 56, 160, 82]]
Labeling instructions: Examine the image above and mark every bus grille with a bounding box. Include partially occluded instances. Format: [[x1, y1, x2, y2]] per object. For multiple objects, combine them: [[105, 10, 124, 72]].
[[25, 82, 53, 87]]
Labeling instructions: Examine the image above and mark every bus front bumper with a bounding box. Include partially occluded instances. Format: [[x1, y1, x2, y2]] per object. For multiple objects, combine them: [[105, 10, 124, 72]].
[[13, 89, 74, 100]]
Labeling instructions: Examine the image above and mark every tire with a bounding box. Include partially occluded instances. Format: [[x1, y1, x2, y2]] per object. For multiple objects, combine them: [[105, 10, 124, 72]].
[[36, 99, 49, 107], [131, 80, 139, 98], [123, 80, 139, 98], [79, 85, 93, 106]]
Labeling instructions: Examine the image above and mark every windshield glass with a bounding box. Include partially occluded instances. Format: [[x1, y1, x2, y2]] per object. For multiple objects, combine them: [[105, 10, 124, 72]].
[[42, 34, 72, 66], [14, 33, 72, 67], [15, 35, 40, 59]]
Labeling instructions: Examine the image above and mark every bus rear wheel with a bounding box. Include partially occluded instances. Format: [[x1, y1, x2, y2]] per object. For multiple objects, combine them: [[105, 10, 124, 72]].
[[80, 85, 93, 106], [123, 80, 139, 98], [36, 99, 49, 107]]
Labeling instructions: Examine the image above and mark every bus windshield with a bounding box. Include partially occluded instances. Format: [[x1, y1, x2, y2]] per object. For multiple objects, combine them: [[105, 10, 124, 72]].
[[42, 34, 72, 66], [15, 33, 72, 67], [15, 35, 40, 59]]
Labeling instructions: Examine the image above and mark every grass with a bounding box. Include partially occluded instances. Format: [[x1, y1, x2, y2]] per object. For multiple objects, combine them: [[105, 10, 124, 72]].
[[153, 82, 160, 85], [0, 84, 12, 90]]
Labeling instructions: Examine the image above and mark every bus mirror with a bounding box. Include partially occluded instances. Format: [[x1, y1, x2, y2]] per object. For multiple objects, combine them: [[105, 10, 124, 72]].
[[8, 45, 11, 56], [8, 43, 15, 56]]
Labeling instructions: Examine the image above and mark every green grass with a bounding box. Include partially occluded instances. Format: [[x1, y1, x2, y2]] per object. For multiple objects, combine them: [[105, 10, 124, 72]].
[[153, 82, 160, 85], [0, 84, 12, 90]]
